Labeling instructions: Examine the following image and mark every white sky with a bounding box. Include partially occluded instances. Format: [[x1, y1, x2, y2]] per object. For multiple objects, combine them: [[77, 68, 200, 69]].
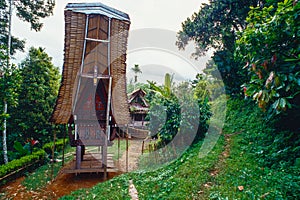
[[12, 0, 210, 84]]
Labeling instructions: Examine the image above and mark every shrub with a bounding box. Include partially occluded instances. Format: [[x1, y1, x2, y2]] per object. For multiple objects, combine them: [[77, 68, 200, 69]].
[[0, 150, 46, 179], [42, 138, 69, 155]]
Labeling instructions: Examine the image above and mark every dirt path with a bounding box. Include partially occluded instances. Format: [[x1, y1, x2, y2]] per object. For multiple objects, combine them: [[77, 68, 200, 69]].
[[0, 139, 144, 199], [197, 130, 244, 196], [117, 138, 144, 172], [0, 171, 120, 200]]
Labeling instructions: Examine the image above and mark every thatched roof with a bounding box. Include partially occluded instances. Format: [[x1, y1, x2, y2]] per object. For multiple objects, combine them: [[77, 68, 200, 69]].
[[128, 88, 149, 114], [65, 3, 130, 21], [128, 88, 149, 107], [50, 3, 131, 125]]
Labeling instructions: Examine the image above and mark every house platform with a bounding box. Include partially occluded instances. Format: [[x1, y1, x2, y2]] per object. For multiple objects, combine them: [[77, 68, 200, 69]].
[[61, 152, 119, 174]]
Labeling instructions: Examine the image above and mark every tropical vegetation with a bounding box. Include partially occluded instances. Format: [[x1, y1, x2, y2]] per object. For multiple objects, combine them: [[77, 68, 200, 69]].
[[0, 0, 299, 199]]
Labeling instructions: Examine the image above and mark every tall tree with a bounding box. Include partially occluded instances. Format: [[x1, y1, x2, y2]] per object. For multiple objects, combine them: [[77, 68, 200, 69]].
[[131, 64, 142, 83], [9, 47, 60, 143], [0, 47, 21, 164], [0, 0, 55, 55], [176, 0, 262, 95], [0, 0, 55, 163], [147, 73, 174, 99], [147, 73, 180, 145]]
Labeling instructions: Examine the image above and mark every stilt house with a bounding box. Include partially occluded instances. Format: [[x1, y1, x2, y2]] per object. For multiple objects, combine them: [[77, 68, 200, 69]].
[[50, 2, 130, 176], [128, 88, 149, 123]]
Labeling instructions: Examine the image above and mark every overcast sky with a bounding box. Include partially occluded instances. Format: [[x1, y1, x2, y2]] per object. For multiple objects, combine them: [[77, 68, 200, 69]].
[[12, 0, 210, 84]]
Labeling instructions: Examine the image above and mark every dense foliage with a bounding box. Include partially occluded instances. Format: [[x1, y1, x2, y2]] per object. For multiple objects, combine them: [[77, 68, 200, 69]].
[[0, 0, 56, 164], [236, 0, 300, 121], [60, 98, 299, 199], [147, 74, 181, 146], [146, 73, 212, 148], [0, 149, 45, 179], [0, 49, 21, 164], [176, 0, 262, 95], [8, 47, 60, 144], [0, 138, 68, 182]]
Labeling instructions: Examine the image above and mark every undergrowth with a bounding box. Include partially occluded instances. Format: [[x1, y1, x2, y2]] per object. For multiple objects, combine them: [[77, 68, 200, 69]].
[[206, 99, 300, 199], [60, 98, 300, 199], [22, 144, 74, 191], [60, 129, 224, 200]]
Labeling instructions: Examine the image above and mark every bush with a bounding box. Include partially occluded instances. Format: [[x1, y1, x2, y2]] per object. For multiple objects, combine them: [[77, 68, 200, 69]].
[[0, 150, 46, 179], [42, 138, 69, 155], [0, 138, 68, 180]]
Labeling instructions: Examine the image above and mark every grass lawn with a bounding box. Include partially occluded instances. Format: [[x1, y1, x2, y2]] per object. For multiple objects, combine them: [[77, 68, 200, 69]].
[[22, 145, 74, 191], [59, 99, 300, 199]]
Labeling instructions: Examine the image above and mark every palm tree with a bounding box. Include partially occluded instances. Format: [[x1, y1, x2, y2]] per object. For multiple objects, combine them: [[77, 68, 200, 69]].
[[131, 64, 142, 83], [147, 73, 174, 99]]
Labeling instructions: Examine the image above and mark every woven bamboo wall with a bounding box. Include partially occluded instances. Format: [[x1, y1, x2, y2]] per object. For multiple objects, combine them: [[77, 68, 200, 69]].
[[50, 10, 85, 124], [111, 19, 131, 125], [51, 10, 130, 125]]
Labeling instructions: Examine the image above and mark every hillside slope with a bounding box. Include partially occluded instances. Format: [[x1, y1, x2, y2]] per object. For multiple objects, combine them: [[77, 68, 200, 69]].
[[60, 99, 300, 200]]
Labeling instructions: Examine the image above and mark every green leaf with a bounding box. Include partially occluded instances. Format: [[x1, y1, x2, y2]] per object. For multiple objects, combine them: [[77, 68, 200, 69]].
[[279, 98, 287, 109]]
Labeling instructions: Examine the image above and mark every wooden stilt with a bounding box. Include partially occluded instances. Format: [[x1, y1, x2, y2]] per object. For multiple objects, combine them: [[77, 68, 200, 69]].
[[126, 124, 129, 172], [118, 131, 120, 160], [51, 128, 57, 180], [76, 145, 81, 169], [62, 124, 67, 166], [171, 141, 177, 158], [154, 143, 158, 164], [103, 143, 107, 180]]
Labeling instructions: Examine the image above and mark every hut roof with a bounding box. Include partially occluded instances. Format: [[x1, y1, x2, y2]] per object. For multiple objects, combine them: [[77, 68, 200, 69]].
[[128, 88, 149, 109], [50, 3, 131, 125], [65, 3, 130, 21], [128, 88, 147, 100]]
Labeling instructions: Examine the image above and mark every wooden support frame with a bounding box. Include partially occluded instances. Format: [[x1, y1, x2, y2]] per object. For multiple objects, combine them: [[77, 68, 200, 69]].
[[71, 14, 113, 179], [51, 3, 131, 176]]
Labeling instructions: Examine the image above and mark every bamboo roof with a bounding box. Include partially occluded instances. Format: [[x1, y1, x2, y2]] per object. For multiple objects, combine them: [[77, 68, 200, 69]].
[[128, 88, 149, 107], [65, 3, 130, 21], [128, 88, 149, 114], [50, 3, 131, 125]]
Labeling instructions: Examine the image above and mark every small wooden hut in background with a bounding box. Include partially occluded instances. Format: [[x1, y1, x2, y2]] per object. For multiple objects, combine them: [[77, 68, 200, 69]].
[[128, 88, 149, 125], [50, 3, 130, 178]]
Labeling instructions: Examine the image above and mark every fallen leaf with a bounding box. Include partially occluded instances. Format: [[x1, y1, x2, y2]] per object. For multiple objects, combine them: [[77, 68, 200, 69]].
[[238, 186, 244, 191]]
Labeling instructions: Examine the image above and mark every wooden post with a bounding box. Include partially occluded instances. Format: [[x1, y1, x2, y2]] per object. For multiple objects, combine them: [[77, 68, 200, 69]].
[[76, 145, 81, 169], [142, 140, 144, 155], [103, 143, 107, 180], [62, 124, 67, 166], [171, 141, 177, 158], [126, 124, 129, 172], [118, 131, 120, 160], [51, 127, 57, 180], [149, 143, 152, 166]]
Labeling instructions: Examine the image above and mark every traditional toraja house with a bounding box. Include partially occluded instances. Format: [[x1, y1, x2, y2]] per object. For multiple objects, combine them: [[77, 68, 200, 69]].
[[128, 88, 149, 123], [50, 3, 130, 177]]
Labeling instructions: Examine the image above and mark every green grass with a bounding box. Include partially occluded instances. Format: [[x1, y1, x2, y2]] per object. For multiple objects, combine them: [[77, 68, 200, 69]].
[[22, 145, 74, 191], [56, 98, 300, 199], [207, 133, 300, 200], [108, 139, 129, 161], [22, 162, 62, 190], [205, 99, 300, 200], [59, 127, 224, 200]]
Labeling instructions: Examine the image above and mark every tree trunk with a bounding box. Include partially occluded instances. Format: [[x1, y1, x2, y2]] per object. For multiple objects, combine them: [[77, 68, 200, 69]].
[[3, 0, 13, 165], [3, 101, 8, 164], [134, 75, 137, 83]]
